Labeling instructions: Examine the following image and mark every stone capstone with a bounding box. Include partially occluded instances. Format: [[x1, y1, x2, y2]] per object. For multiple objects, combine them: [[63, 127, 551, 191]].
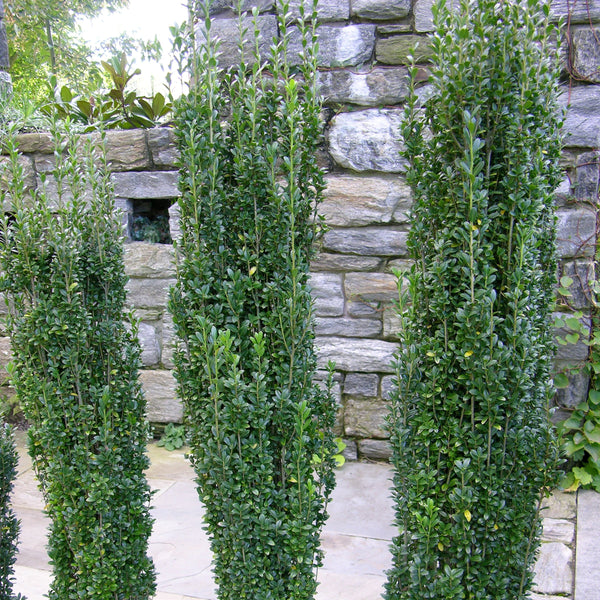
[[139, 370, 182, 423], [318, 67, 410, 107], [112, 171, 180, 199], [351, 0, 410, 20], [328, 109, 406, 172], [289, 24, 376, 67], [316, 337, 397, 373], [323, 227, 409, 257]]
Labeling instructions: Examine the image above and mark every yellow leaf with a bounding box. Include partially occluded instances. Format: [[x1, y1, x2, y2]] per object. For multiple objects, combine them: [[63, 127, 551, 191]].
[[437, 542, 444, 551], [471, 224, 478, 231], [464, 509, 472, 522], [464, 350, 473, 358], [426, 351, 435, 357], [493, 524, 499, 531], [249, 266, 257, 276]]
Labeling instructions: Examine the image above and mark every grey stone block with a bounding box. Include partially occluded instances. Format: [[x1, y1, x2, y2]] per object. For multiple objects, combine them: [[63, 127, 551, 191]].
[[316, 336, 397, 373], [289, 24, 376, 67], [561, 85, 600, 148], [351, 0, 410, 20], [311, 253, 382, 272], [200, 15, 278, 69], [556, 207, 596, 258], [541, 490, 577, 520], [101, 130, 150, 171], [558, 259, 594, 310], [573, 151, 599, 201], [0, 336, 11, 375], [347, 300, 380, 318], [315, 317, 382, 338], [383, 306, 402, 341], [0, 22, 9, 69], [533, 542, 573, 595], [554, 312, 591, 362], [124, 242, 176, 279], [161, 311, 176, 369], [138, 322, 161, 367], [376, 34, 433, 65], [318, 67, 410, 107], [309, 272, 344, 316], [126, 278, 175, 309], [328, 109, 406, 173], [148, 128, 179, 168], [542, 518, 575, 544], [575, 490, 600, 600], [15, 133, 54, 154], [357, 438, 392, 461], [345, 272, 398, 303], [139, 370, 182, 423], [380, 375, 396, 400], [551, 0, 600, 23], [288, 0, 350, 21], [554, 366, 590, 408], [344, 373, 379, 397], [344, 397, 389, 438], [321, 174, 411, 227], [323, 227, 409, 257], [112, 171, 180, 199], [414, 0, 459, 32], [571, 27, 600, 84]]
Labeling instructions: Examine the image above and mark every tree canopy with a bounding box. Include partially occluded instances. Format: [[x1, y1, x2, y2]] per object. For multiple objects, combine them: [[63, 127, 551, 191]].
[[4, 0, 128, 102]]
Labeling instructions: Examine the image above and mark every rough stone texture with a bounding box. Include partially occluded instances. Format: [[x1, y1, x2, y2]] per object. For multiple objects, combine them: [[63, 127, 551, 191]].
[[126, 278, 175, 309], [316, 337, 397, 373], [344, 398, 389, 438], [575, 490, 600, 600], [552, 0, 600, 23], [289, 0, 350, 21], [554, 368, 590, 408], [554, 312, 592, 362], [380, 375, 396, 400], [13, 133, 54, 154], [202, 15, 278, 69], [112, 171, 180, 199], [318, 67, 410, 107], [556, 207, 597, 258], [561, 85, 600, 148], [148, 128, 179, 168], [138, 322, 160, 367], [323, 227, 408, 257], [0, 21, 9, 69], [207, 0, 274, 14], [413, 0, 459, 32], [161, 311, 176, 369], [383, 306, 401, 341], [315, 317, 382, 338], [311, 253, 382, 272], [351, 0, 410, 20], [347, 300, 380, 318], [559, 259, 595, 309], [571, 27, 600, 84], [344, 373, 379, 397], [139, 370, 182, 423], [328, 109, 405, 172], [533, 542, 573, 595], [321, 175, 411, 226], [101, 130, 150, 171], [357, 438, 392, 460], [310, 272, 344, 316], [574, 151, 599, 201], [124, 242, 176, 278], [168, 203, 182, 243], [289, 24, 376, 68], [376, 34, 433, 65], [542, 518, 575, 544], [345, 272, 398, 302], [541, 490, 577, 520], [0, 336, 11, 374]]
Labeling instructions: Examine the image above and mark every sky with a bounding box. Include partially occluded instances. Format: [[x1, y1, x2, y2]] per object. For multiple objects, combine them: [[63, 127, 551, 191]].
[[78, 0, 190, 96]]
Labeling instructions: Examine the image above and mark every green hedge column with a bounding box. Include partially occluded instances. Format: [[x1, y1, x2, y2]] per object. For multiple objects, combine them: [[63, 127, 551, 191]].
[[0, 126, 155, 600], [170, 2, 337, 599], [386, 1, 563, 599]]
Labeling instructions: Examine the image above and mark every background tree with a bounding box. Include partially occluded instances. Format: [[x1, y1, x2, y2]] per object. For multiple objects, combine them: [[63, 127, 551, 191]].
[[4, 0, 128, 101], [386, 0, 562, 599]]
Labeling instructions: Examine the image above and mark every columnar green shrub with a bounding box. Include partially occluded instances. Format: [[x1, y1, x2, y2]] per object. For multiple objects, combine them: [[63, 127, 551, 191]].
[[170, 1, 337, 599], [386, 1, 562, 599], [0, 125, 155, 600], [0, 423, 20, 600]]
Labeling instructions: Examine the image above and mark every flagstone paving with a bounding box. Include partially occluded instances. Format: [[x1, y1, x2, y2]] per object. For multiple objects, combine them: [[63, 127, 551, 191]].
[[10, 432, 600, 600]]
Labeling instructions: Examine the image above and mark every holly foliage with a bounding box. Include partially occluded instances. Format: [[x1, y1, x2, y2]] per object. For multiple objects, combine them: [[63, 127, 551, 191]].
[[0, 123, 155, 600], [386, 1, 563, 599], [170, 1, 337, 599]]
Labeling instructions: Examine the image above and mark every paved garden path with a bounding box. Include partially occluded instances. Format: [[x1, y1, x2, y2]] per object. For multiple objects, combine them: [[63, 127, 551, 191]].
[[11, 432, 600, 600]]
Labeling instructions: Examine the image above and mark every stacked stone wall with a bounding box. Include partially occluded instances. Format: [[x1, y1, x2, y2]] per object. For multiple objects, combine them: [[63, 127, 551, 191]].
[[2, 2, 600, 476]]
